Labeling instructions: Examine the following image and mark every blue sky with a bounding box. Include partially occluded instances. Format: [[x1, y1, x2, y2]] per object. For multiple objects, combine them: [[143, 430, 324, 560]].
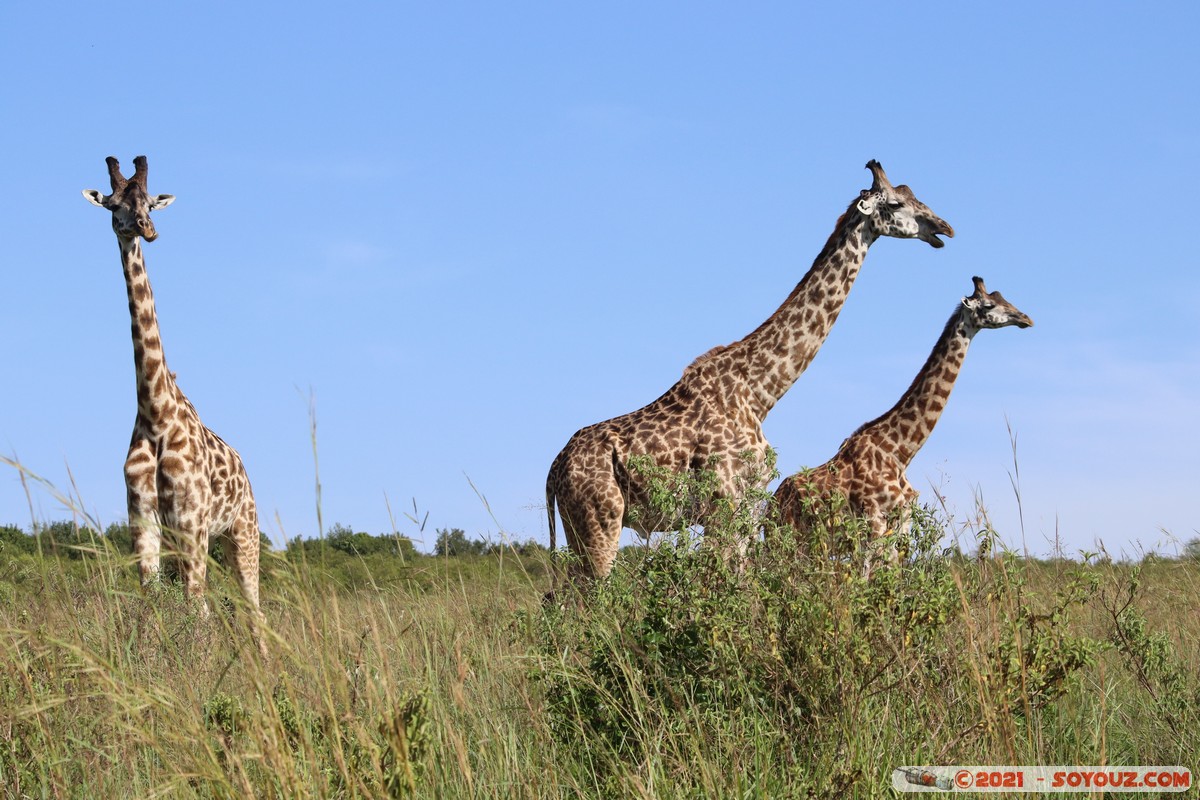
[[1, 3, 1196, 558]]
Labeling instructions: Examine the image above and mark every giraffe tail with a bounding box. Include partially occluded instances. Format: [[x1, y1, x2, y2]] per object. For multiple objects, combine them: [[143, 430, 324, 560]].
[[543, 467, 562, 603], [545, 470, 557, 554]]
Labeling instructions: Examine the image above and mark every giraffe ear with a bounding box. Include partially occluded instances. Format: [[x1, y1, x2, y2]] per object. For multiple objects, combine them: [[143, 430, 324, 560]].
[[855, 193, 878, 216], [82, 189, 107, 207], [149, 194, 176, 211]]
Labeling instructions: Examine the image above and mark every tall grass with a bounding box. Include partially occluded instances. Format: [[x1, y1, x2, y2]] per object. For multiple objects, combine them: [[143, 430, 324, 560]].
[[0, 476, 1197, 796]]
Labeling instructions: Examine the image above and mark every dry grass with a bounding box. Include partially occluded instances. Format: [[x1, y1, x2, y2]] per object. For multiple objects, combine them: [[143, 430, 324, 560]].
[[0, 518, 1197, 798]]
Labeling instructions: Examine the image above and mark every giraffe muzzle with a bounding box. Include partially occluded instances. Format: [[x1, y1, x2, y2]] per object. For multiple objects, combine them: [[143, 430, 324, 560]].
[[920, 217, 955, 248]]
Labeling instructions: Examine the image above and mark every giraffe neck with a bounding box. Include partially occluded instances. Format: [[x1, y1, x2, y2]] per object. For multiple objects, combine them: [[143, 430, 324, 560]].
[[857, 310, 975, 466], [716, 209, 876, 420], [119, 236, 180, 427]]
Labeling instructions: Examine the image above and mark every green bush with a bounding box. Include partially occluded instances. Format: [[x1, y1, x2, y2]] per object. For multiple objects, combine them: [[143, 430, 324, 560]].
[[535, 458, 1108, 795], [0, 523, 35, 555], [286, 524, 417, 561], [434, 527, 487, 556]]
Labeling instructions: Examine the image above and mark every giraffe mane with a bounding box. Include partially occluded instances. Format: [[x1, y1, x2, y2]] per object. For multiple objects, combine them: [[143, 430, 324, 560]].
[[818, 203, 858, 261], [684, 343, 729, 373]]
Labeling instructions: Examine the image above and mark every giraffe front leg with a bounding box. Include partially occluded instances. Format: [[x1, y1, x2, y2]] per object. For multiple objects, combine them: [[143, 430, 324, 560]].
[[767, 476, 814, 559], [861, 513, 891, 581], [891, 483, 920, 566], [700, 457, 762, 572], [161, 472, 212, 615], [125, 439, 162, 587], [891, 502, 916, 567], [180, 524, 211, 615]]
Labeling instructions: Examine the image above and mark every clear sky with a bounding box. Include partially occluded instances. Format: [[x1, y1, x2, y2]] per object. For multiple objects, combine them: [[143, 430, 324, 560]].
[[2, 3, 1196, 558]]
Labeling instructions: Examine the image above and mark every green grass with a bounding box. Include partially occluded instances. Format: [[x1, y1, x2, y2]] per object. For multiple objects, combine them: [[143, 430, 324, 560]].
[[1, 512, 1198, 798]]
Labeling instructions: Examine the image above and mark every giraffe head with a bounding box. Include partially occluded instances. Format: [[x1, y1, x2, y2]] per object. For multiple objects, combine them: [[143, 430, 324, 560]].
[[82, 156, 175, 242], [960, 276, 1034, 331], [854, 160, 954, 248]]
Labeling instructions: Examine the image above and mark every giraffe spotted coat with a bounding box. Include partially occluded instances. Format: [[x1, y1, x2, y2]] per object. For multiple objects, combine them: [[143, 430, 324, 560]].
[[546, 161, 955, 584], [773, 276, 1033, 568], [84, 156, 265, 655]]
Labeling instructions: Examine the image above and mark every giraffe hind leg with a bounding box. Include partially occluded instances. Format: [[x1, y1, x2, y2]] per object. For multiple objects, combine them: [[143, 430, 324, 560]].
[[559, 494, 625, 586], [222, 505, 266, 657]]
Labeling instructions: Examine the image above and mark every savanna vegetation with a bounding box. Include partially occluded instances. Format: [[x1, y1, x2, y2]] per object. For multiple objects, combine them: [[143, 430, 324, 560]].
[[1, 469, 1197, 797]]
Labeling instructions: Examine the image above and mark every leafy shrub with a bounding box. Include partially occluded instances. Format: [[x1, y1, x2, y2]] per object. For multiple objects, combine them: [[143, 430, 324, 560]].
[[1102, 565, 1200, 737], [535, 457, 1107, 794], [0, 524, 36, 555], [433, 528, 486, 557], [286, 524, 417, 561], [1182, 537, 1200, 561]]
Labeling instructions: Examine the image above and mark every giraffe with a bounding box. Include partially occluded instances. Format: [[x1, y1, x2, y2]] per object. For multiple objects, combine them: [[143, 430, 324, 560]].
[[83, 156, 266, 655], [772, 276, 1033, 572], [545, 160, 955, 585]]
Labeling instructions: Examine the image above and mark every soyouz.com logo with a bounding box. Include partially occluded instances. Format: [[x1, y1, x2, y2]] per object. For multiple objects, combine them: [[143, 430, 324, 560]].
[[892, 766, 1191, 793]]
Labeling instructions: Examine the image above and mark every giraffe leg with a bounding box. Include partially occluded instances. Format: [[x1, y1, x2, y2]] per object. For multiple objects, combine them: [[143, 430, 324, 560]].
[[767, 476, 808, 557], [563, 509, 623, 584], [890, 502, 915, 567], [160, 468, 213, 615], [222, 504, 266, 657], [559, 476, 625, 584], [712, 455, 766, 570], [894, 483, 921, 565], [178, 521, 211, 614], [715, 484, 764, 571], [861, 513, 890, 581], [125, 439, 162, 586]]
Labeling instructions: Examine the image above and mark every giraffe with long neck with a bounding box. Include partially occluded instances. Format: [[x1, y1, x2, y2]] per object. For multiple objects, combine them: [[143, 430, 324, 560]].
[[773, 276, 1033, 569], [546, 161, 954, 583], [83, 156, 265, 654]]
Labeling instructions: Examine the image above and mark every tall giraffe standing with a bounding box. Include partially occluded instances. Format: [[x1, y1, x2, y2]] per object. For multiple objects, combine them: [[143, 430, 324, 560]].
[[83, 156, 265, 654], [773, 276, 1033, 570], [546, 161, 955, 583]]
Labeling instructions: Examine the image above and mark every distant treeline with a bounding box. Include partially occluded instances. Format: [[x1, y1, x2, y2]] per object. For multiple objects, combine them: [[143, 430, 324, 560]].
[[2, 520, 1195, 565], [0, 521, 548, 562]]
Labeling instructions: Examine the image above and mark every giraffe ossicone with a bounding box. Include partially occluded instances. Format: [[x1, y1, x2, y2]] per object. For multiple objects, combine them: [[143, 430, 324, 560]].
[[83, 155, 266, 656], [545, 160, 954, 587], [772, 275, 1033, 575]]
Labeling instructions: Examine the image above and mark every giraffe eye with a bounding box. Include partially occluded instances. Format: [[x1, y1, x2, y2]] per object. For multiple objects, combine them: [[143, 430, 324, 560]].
[[886, 200, 904, 210]]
